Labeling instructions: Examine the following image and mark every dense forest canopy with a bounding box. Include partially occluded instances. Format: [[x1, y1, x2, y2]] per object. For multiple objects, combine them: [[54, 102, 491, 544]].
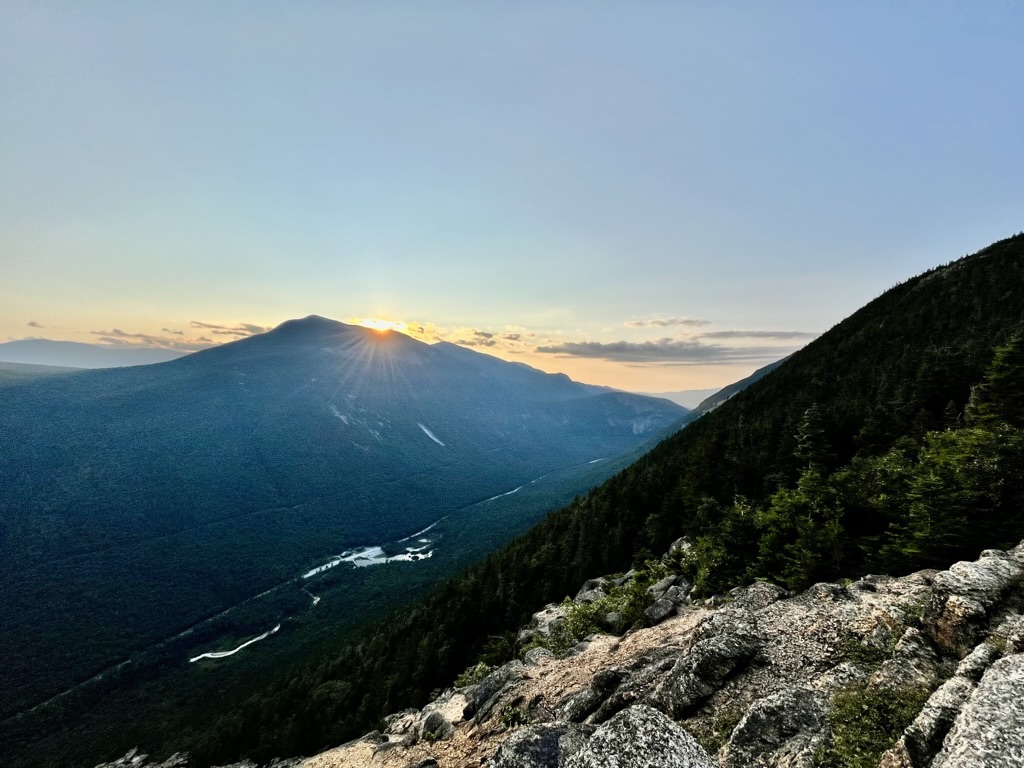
[[181, 234, 1024, 765]]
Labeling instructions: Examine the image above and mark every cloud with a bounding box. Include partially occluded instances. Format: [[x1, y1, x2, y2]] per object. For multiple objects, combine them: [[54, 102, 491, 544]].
[[91, 327, 217, 352], [700, 330, 819, 340], [625, 317, 711, 328], [189, 321, 270, 337], [161, 328, 185, 335], [455, 330, 498, 347], [536, 337, 794, 365], [27, 320, 43, 328]]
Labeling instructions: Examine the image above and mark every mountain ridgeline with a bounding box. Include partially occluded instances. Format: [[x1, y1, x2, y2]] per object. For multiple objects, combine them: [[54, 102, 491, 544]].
[[183, 234, 1024, 765], [0, 317, 686, 759]]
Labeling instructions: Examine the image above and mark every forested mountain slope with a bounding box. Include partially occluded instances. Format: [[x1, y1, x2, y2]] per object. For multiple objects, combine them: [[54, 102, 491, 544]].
[[186, 234, 1024, 765], [0, 317, 684, 743]]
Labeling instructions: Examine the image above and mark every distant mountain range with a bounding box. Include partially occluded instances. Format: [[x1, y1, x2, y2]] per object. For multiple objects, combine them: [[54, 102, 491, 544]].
[[0, 339, 187, 368], [0, 315, 686, 733]]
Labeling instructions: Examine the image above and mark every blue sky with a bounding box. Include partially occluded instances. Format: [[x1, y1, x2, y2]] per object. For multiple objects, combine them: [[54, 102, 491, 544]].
[[2, 2, 1022, 390]]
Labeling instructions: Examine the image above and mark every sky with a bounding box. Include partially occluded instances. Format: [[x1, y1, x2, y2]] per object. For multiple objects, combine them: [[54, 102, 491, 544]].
[[2, 2, 1023, 392]]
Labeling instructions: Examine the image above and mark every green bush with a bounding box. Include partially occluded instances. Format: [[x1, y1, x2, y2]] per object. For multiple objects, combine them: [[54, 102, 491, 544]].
[[817, 685, 930, 768], [525, 559, 673, 655], [454, 662, 493, 688]]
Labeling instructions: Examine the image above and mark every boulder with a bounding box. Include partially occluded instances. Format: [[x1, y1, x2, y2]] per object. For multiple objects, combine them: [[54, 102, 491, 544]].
[[994, 613, 1024, 654], [519, 604, 568, 645], [611, 570, 638, 587], [647, 576, 678, 599], [955, 641, 1001, 682], [721, 687, 827, 768], [932, 654, 1024, 767], [95, 752, 190, 768], [730, 581, 789, 610], [420, 710, 453, 741], [589, 654, 678, 725], [463, 661, 526, 722], [648, 630, 760, 718], [384, 709, 421, 738], [524, 647, 555, 666], [598, 610, 628, 635], [668, 537, 692, 555], [643, 598, 677, 627], [490, 723, 594, 768], [558, 669, 625, 723], [576, 578, 609, 604], [564, 705, 716, 768], [869, 627, 941, 691], [924, 552, 1024, 656]]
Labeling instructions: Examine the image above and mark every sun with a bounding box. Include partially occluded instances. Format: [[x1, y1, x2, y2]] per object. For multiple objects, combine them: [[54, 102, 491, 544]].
[[354, 317, 408, 334]]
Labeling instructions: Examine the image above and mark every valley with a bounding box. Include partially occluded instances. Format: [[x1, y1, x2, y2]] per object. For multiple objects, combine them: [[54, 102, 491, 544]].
[[0, 324, 688, 767]]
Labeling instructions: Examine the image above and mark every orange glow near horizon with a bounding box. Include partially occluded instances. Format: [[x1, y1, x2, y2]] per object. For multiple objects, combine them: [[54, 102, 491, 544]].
[[353, 318, 409, 334]]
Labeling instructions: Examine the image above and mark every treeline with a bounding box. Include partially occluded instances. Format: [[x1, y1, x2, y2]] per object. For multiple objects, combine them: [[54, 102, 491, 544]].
[[181, 234, 1024, 764]]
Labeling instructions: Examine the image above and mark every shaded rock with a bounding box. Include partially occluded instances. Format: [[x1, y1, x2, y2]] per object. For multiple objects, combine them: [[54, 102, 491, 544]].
[[565, 705, 716, 768], [559, 687, 607, 724], [647, 576, 678, 599], [643, 598, 676, 627], [464, 662, 526, 722], [407, 760, 438, 768], [576, 578, 608, 605], [869, 627, 941, 691], [721, 687, 827, 768], [576, 589, 607, 605], [589, 655, 677, 725], [337, 730, 387, 751], [668, 537, 693, 555], [663, 585, 689, 605], [994, 612, 1024, 654], [955, 641, 1001, 682], [731, 581, 789, 610], [558, 671, 623, 724], [420, 710, 453, 741], [95, 752, 190, 768], [806, 582, 846, 602], [490, 723, 595, 768], [847, 578, 878, 594], [611, 570, 638, 587], [881, 675, 975, 768], [811, 661, 870, 695], [519, 604, 568, 645], [566, 638, 597, 657], [924, 552, 1024, 656], [932, 654, 1024, 767], [384, 709, 421, 738], [648, 630, 760, 718], [598, 610, 628, 635], [524, 647, 555, 666]]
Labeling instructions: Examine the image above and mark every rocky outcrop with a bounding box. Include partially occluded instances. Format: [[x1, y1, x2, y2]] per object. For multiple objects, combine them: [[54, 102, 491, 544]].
[[105, 541, 1024, 768], [490, 723, 594, 768], [564, 705, 715, 768], [95, 749, 301, 768], [720, 687, 828, 768], [931, 654, 1024, 767], [923, 546, 1024, 656]]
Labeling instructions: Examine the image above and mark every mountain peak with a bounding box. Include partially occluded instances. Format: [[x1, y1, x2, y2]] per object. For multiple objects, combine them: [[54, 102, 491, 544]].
[[269, 315, 351, 335]]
